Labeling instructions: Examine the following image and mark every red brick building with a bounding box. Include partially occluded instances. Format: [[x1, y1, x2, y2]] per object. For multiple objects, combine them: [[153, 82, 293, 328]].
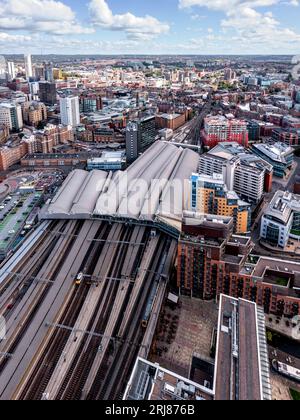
[[177, 219, 300, 318]]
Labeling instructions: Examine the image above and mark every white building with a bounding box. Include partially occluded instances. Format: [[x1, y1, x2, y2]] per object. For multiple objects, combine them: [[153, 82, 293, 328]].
[[60, 96, 80, 127], [260, 191, 300, 248], [7, 61, 16, 81], [199, 142, 273, 204], [0, 102, 23, 131], [24, 54, 33, 79]]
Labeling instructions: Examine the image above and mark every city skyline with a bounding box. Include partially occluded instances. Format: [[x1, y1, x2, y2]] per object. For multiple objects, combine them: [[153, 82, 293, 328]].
[[0, 0, 300, 55]]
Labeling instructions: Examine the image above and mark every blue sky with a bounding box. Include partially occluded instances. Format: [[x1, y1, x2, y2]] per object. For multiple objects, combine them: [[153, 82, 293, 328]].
[[0, 0, 299, 54]]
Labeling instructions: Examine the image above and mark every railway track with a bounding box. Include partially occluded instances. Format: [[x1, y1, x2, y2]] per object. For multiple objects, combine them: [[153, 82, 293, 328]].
[[0, 220, 177, 401]]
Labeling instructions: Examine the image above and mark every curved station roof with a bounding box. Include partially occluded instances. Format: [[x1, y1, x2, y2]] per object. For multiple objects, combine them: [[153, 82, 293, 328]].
[[44, 141, 199, 232]]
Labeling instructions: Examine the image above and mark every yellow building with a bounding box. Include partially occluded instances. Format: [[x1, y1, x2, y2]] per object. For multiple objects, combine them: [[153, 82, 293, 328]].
[[190, 173, 251, 234], [53, 68, 63, 80]]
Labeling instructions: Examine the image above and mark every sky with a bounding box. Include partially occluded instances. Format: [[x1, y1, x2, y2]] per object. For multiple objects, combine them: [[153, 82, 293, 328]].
[[0, 0, 299, 55]]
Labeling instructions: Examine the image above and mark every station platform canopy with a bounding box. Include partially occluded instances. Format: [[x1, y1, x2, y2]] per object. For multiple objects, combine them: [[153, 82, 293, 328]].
[[43, 141, 199, 234]]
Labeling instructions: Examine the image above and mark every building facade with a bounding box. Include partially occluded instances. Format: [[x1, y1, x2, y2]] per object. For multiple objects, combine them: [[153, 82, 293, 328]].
[[190, 173, 251, 234], [260, 191, 300, 248], [39, 82, 57, 106], [0, 103, 23, 131], [22, 101, 47, 127], [252, 142, 294, 178], [177, 217, 300, 318], [202, 116, 249, 149], [60, 96, 80, 127]]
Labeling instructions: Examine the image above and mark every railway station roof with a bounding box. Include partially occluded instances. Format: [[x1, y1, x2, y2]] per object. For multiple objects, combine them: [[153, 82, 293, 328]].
[[45, 141, 199, 230]]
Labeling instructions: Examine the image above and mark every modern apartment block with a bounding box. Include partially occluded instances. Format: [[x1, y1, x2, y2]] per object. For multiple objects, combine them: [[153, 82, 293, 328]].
[[60, 96, 80, 127], [252, 142, 294, 178], [202, 116, 249, 149], [0, 102, 23, 131], [7, 61, 16, 81], [199, 142, 273, 203], [177, 215, 300, 318], [24, 54, 33, 79], [190, 173, 251, 234], [260, 191, 300, 248]]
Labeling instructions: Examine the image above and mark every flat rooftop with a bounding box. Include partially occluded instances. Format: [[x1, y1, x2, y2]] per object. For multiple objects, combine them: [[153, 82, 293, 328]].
[[124, 358, 214, 401], [214, 295, 271, 401]]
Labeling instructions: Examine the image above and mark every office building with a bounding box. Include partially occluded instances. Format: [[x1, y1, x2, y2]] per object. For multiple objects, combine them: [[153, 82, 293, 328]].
[[24, 54, 33, 79], [177, 216, 300, 318], [44, 62, 54, 82], [202, 116, 249, 148], [272, 128, 299, 146], [199, 142, 273, 203], [126, 116, 156, 164], [252, 142, 294, 178], [247, 120, 261, 142], [260, 191, 300, 248], [0, 102, 23, 131], [139, 115, 156, 151], [79, 93, 103, 113], [60, 96, 80, 127], [190, 173, 251, 234], [7, 61, 16, 81], [126, 121, 139, 163], [39, 81, 57, 105]]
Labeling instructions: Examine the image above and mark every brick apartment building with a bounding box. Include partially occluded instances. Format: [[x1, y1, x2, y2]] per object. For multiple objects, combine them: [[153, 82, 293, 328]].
[[202, 116, 249, 149], [155, 112, 187, 131], [22, 101, 47, 127], [0, 125, 9, 144], [177, 213, 300, 318]]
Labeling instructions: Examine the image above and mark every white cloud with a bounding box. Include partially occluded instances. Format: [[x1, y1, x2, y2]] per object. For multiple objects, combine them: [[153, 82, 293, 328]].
[[0, 0, 93, 34], [89, 0, 170, 40], [179, 0, 300, 52]]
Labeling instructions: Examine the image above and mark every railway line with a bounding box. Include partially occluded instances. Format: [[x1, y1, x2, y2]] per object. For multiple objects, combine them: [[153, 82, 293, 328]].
[[0, 220, 177, 400]]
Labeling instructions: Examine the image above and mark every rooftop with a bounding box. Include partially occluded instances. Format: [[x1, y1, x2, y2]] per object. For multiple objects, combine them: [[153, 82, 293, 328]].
[[214, 295, 271, 401], [43, 141, 199, 231], [264, 190, 300, 225], [124, 358, 214, 401], [252, 142, 294, 164]]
